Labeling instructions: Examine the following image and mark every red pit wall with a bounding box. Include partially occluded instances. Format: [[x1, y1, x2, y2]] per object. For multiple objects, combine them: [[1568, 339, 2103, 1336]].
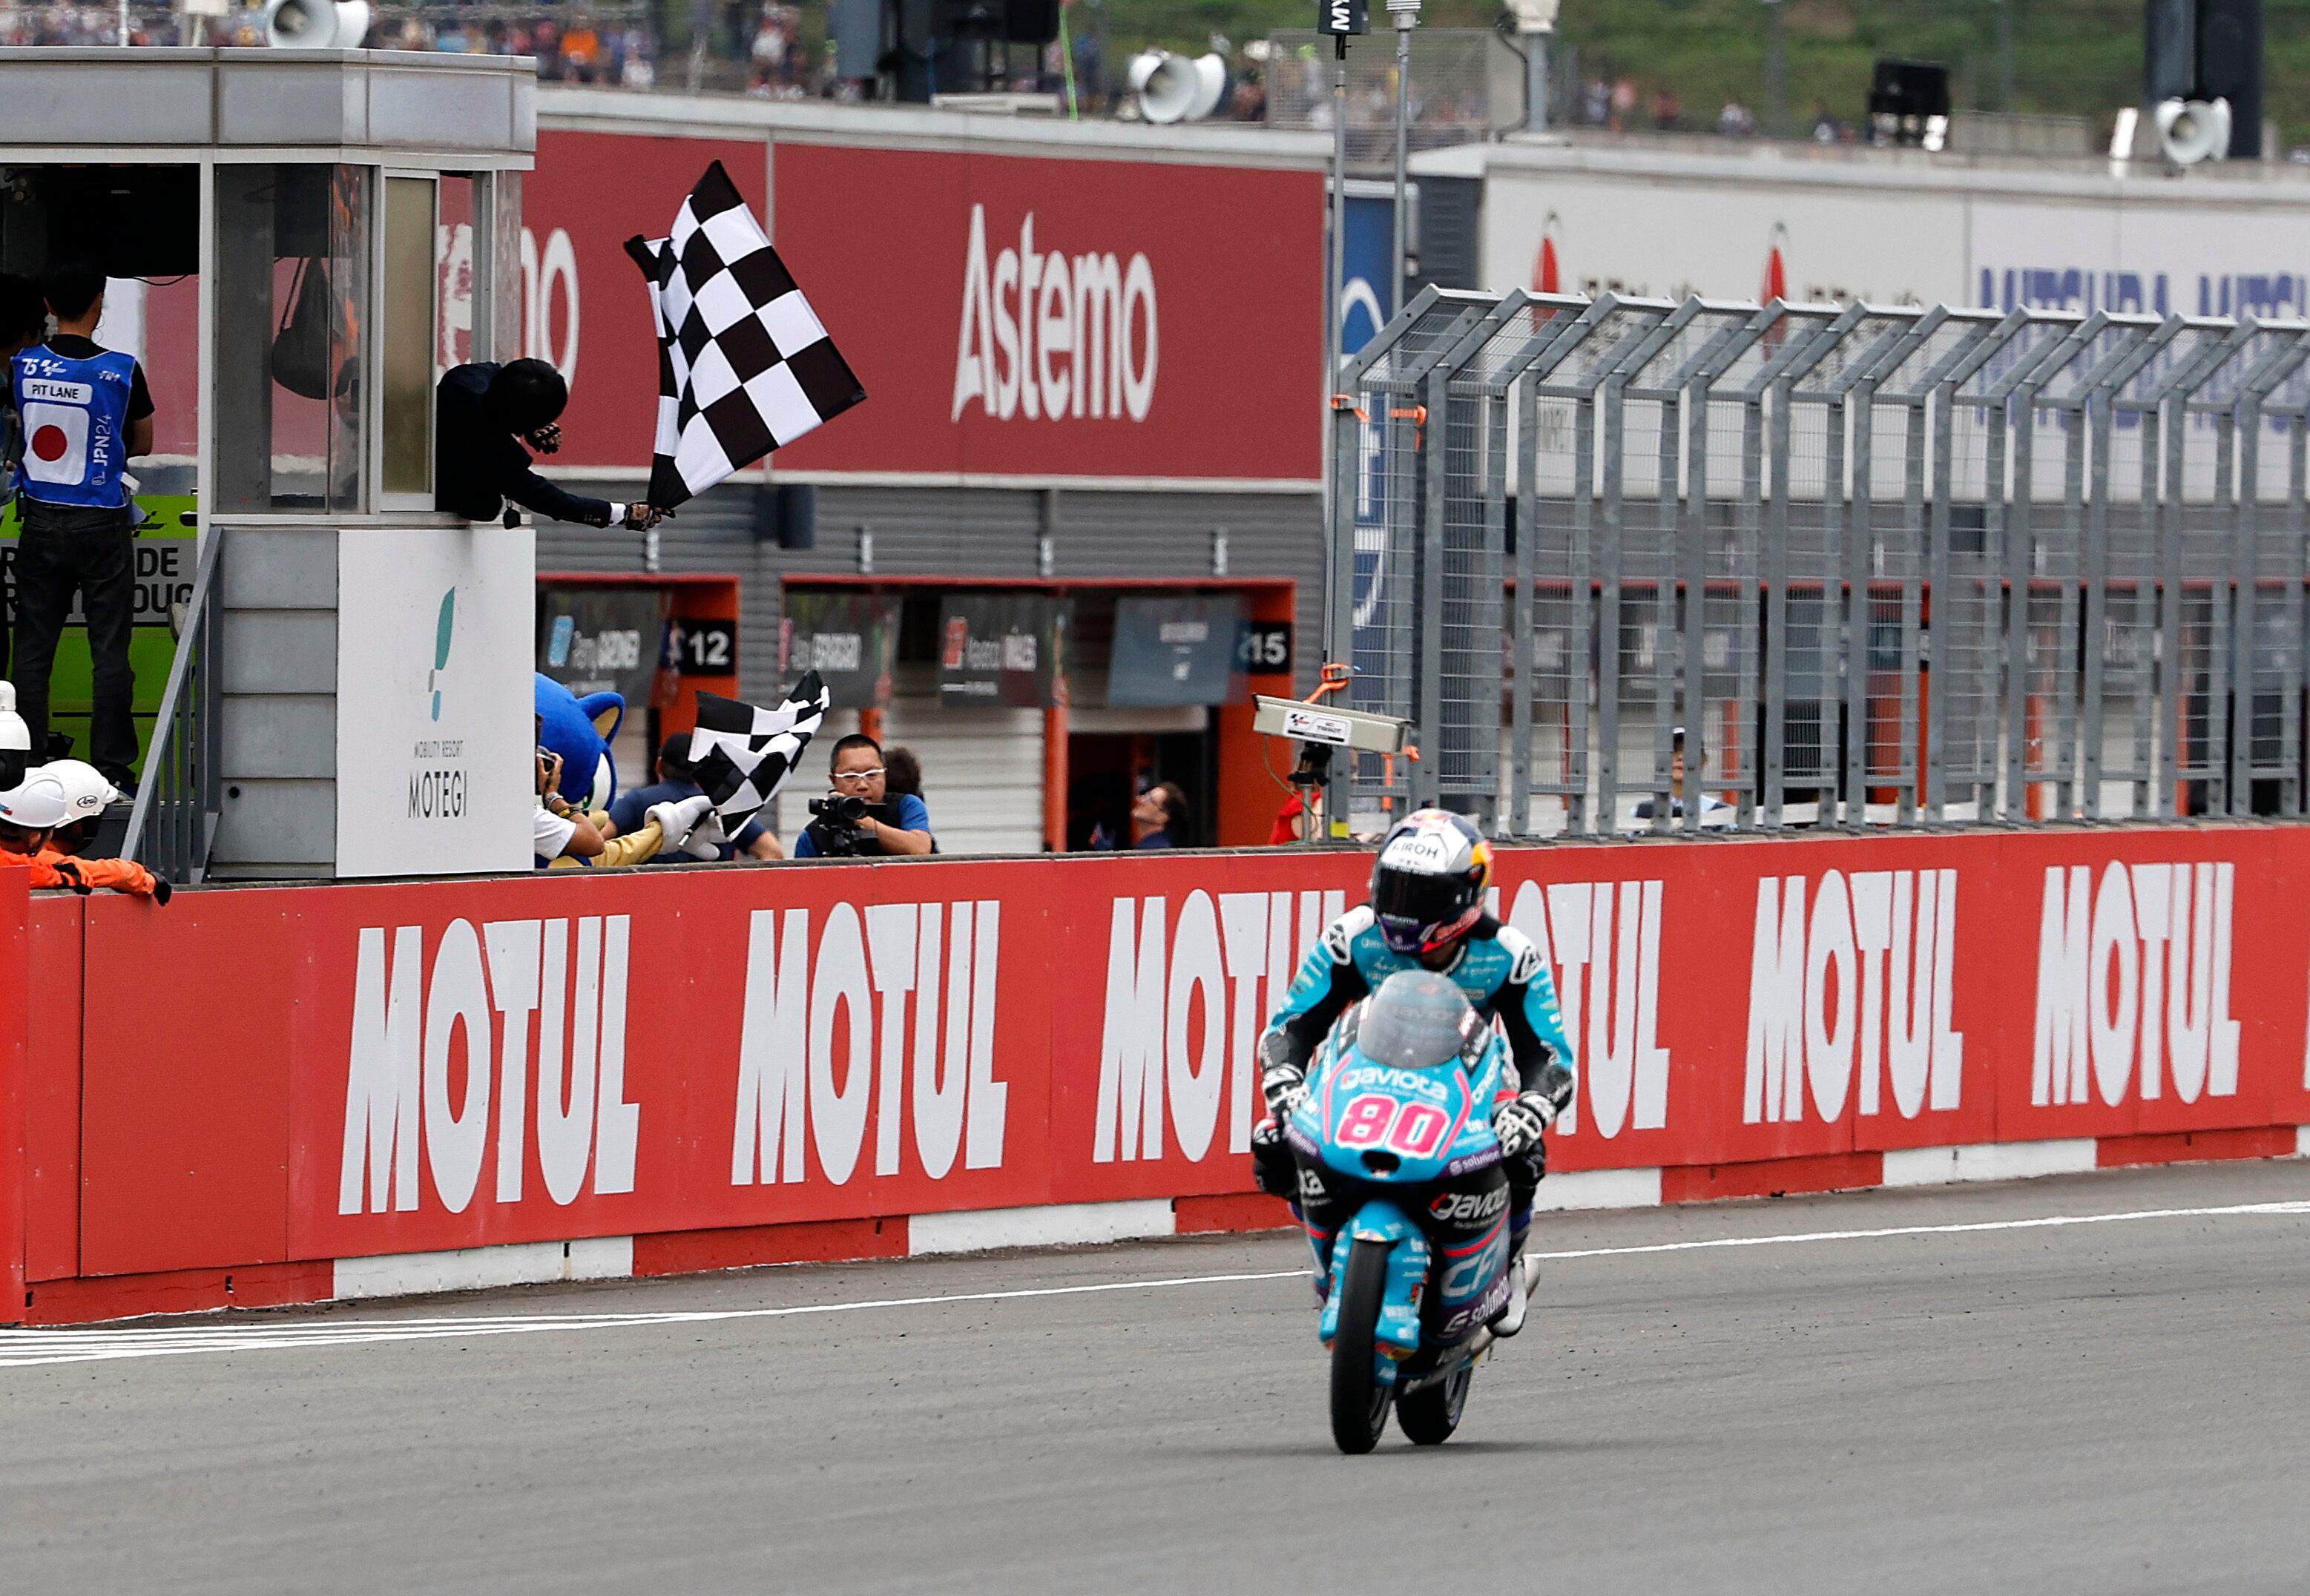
[[3, 828, 2306, 1324]]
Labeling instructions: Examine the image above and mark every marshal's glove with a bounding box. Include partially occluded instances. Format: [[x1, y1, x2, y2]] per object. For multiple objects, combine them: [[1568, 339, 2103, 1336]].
[[1260, 1062, 1309, 1120]]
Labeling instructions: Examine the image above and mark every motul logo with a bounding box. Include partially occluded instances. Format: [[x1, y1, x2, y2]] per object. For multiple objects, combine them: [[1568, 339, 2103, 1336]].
[[1744, 871, 1964, 1125], [733, 902, 1010, 1186], [952, 205, 1157, 423], [1096, 888, 1345, 1162], [340, 917, 640, 1216], [2033, 863, 2239, 1107], [1498, 881, 1672, 1139]]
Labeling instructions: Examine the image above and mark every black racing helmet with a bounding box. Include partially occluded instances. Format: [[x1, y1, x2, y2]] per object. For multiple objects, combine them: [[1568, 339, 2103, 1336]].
[[1369, 808, 1492, 956], [487, 357, 570, 434]]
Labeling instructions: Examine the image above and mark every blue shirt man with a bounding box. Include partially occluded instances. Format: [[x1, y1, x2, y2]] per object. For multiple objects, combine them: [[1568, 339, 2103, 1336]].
[[792, 733, 935, 858], [7, 262, 156, 791], [606, 736, 781, 862]]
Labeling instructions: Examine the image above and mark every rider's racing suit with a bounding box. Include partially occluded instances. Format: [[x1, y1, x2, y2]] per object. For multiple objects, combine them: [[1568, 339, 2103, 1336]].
[[1253, 906, 1576, 1293]]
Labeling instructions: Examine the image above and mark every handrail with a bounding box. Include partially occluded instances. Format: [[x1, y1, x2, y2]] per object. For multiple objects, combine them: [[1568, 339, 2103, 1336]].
[[120, 528, 223, 877]]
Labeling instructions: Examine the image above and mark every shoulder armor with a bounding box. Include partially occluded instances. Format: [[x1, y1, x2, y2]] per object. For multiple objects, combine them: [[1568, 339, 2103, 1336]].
[[1494, 923, 1544, 984], [1323, 905, 1375, 963]]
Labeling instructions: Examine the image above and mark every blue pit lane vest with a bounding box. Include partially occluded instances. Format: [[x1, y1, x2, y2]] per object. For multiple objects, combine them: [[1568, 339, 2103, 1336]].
[[12, 343, 137, 510]]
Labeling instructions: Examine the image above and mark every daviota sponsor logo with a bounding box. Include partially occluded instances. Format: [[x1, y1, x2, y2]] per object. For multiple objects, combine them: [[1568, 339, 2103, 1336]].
[[1745, 871, 1964, 1126], [1097, 888, 1346, 1163], [732, 902, 1010, 1185], [1498, 880, 1672, 1139], [340, 917, 641, 1216], [2033, 863, 2240, 1107], [952, 205, 1159, 424]]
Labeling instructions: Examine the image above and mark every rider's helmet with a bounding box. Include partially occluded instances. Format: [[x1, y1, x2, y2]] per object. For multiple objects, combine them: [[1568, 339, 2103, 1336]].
[[1369, 808, 1491, 956]]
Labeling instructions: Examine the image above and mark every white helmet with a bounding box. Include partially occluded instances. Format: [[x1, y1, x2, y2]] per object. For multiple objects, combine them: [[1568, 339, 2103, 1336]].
[[0, 772, 72, 831], [0, 680, 28, 790], [39, 759, 120, 821]]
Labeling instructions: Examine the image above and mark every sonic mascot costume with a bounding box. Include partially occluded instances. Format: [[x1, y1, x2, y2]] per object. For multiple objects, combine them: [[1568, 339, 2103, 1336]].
[[533, 674, 718, 868]]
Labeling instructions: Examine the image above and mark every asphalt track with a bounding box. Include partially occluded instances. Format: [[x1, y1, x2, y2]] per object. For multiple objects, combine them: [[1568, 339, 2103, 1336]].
[[6, 1161, 2310, 1594]]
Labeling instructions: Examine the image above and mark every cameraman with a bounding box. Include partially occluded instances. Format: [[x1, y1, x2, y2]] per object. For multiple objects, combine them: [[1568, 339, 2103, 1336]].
[[793, 733, 934, 858]]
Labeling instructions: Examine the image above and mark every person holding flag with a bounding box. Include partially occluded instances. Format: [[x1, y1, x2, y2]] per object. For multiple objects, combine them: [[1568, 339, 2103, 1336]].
[[434, 356, 670, 531]]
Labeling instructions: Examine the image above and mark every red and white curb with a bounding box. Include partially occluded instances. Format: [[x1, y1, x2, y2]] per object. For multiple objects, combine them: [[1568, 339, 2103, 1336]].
[[18, 1128, 2308, 1326]]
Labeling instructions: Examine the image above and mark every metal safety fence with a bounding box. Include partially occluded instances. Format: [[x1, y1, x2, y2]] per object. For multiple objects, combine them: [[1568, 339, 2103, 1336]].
[[1323, 286, 2310, 836]]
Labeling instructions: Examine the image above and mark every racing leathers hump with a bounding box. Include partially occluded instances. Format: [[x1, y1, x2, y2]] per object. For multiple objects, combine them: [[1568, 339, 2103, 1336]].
[[1260, 905, 1576, 1111]]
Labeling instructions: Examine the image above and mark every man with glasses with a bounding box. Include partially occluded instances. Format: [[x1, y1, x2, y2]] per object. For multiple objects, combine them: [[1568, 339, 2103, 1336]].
[[792, 733, 935, 858]]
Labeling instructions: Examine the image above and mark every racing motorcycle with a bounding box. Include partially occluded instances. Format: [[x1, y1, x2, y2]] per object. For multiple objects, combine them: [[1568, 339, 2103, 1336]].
[[1283, 970, 1536, 1454]]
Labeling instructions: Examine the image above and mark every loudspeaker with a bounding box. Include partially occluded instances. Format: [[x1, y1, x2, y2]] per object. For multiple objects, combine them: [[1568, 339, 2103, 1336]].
[[263, 0, 370, 47], [1129, 51, 1228, 123], [755, 482, 818, 550], [1003, 0, 1058, 44], [2197, 0, 2262, 156], [2156, 95, 2232, 164]]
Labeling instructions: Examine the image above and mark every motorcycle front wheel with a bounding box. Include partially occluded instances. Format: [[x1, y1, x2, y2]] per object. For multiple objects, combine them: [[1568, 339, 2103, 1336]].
[[1394, 1362, 1471, 1445], [1329, 1237, 1394, 1454]]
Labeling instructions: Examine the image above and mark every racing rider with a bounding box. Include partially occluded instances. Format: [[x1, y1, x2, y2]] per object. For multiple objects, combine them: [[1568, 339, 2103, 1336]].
[[1253, 808, 1575, 1338]]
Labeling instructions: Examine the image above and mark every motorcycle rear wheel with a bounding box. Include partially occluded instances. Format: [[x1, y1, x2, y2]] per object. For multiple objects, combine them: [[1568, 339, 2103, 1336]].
[[1329, 1238, 1394, 1455], [1395, 1362, 1471, 1445]]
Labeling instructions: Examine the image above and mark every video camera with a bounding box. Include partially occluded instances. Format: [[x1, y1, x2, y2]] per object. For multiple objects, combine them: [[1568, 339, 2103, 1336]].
[[805, 793, 878, 857]]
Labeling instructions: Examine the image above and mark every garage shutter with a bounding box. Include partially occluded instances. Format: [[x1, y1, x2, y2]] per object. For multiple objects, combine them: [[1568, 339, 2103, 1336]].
[[879, 692, 1045, 857]]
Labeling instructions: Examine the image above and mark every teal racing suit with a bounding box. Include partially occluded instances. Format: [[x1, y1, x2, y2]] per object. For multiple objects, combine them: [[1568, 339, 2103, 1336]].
[[1254, 906, 1577, 1259]]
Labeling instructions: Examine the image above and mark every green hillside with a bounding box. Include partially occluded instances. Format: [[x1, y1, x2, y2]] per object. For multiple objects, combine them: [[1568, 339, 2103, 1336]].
[[1085, 0, 2310, 149]]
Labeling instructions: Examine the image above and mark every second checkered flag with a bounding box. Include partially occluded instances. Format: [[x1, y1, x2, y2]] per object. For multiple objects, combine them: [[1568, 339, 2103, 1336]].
[[686, 671, 832, 833], [625, 162, 865, 510]]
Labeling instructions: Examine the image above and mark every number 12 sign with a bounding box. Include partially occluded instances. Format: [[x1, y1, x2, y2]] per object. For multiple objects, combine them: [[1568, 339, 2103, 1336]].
[[671, 618, 737, 674]]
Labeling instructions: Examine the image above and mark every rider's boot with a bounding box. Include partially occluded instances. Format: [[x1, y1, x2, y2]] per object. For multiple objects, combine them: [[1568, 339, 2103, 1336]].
[[1487, 1217, 1534, 1337]]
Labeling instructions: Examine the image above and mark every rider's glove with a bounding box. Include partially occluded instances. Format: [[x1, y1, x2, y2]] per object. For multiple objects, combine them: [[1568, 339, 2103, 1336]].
[[1524, 1058, 1575, 1119], [1260, 1062, 1309, 1119], [1493, 1090, 1556, 1159]]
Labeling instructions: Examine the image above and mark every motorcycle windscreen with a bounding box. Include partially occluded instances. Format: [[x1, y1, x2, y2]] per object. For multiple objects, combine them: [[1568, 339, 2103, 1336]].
[[1355, 969, 1486, 1072]]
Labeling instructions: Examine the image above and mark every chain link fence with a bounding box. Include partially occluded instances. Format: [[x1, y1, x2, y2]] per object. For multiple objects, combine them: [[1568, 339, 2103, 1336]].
[[1326, 286, 2310, 837]]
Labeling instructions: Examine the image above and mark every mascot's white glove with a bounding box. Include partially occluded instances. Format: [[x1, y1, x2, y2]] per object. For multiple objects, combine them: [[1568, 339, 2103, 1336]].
[[645, 793, 716, 857], [678, 805, 729, 861]]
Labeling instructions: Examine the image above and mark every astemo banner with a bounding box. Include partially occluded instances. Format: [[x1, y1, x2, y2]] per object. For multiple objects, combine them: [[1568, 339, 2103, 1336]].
[[29, 827, 2310, 1283]]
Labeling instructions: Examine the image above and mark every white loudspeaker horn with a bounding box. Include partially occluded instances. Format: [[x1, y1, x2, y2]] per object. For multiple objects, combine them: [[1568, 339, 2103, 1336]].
[[2154, 96, 2231, 166], [1183, 53, 1230, 119], [1130, 51, 1195, 123], [265, 0, 371, 48], [1130, 50, 1229, 123]]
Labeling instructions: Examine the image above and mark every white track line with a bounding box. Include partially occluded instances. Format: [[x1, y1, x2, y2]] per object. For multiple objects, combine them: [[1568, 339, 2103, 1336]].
[[0, 1271, 1308, 1368], [1530, 1198, 2310, 1262], [4, 1198, 2306, 1370]]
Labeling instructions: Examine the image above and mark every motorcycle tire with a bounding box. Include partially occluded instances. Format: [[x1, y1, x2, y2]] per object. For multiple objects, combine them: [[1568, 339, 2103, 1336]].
[[1395, 1362, 1472, 1445], [1329, 1237, 1394, 1455]]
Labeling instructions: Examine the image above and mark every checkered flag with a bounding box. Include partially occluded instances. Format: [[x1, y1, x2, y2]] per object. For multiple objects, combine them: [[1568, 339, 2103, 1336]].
[[625, 162, 865, 510], [685, 672, 833, 832]]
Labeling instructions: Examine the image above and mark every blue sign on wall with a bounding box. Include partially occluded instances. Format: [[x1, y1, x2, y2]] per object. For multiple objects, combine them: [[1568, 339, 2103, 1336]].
[[1337, 191, 1395, 365], [1337, 191, 1396, 704]]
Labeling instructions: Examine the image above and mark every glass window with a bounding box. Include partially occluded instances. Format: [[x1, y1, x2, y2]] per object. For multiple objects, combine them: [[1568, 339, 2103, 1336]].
[[381, 176, 435, 498], [212, 165, 369, 512], [437, 174, 480, 374]]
